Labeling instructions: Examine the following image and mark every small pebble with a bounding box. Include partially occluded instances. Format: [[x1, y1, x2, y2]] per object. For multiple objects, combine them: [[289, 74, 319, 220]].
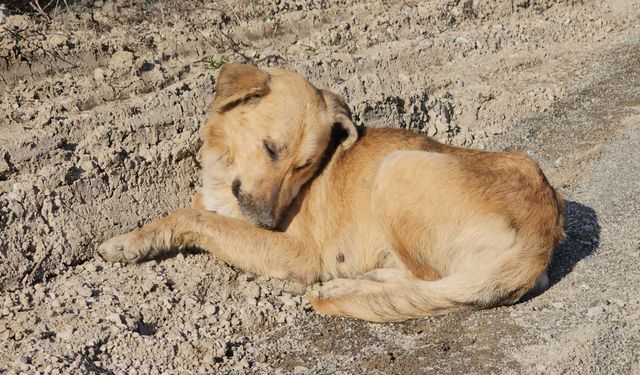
[[78, 286, 93, 298]]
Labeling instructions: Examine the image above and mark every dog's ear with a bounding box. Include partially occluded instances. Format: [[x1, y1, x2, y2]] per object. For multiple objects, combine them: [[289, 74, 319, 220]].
[[210, 64, 271, 113], [323, 90, 358, 149]]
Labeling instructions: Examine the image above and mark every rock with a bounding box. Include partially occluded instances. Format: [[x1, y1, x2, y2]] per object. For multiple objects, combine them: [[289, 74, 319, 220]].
[[610, 299, 626, 308], [586, 303, 605, 317], [0, 152, 10, 173], [280, 293, 297, 308], [276, 312, 289, 323], [13, 330, 24, 340], [16, 356, 30, 371], [57, 326, 75, 341], [243, 282, 261, 301], [3, 296, 13, 308], [0, 328, 13, 341], [78, 155, 97, 173], [211, 339, 227, 358], [294, 365, 310, 374], [106, 313, 125, 325], [51, 298, 62, 309], [5, 15, 30, 30], [47, 34, 68, 48], [78, 286, 93, 298], [94, 68, 105, 81], [0, 4, 7, 24], [203, 303, 218, 316], [143, 280, 157, 293], [109, 50, 135, 69], [554, 157, 563, 166], [240, 308, 264, 330]]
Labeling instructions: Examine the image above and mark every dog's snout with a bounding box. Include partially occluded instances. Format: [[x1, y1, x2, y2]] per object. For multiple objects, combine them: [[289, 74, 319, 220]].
[[232, 178, 279, 228], [231, 178, 241, 199]]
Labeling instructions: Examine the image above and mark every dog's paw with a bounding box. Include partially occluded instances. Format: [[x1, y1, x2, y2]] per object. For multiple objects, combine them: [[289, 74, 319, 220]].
[[97, 233, 145, 263]]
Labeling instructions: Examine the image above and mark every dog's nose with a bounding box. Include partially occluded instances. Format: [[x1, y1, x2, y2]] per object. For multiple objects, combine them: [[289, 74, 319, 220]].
[[258, 209, 277, 229]]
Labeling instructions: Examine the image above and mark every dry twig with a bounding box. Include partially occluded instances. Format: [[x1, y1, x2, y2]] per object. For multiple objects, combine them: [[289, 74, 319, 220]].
[[29, 0, 50, 21]]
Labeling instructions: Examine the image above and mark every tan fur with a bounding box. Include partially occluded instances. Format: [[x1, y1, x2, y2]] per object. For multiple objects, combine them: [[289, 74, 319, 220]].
[[98, 64, 565, 322]]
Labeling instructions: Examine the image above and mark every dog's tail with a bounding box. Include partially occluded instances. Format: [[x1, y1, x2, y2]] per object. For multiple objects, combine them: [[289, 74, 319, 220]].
[[307, 260, 548, 322]]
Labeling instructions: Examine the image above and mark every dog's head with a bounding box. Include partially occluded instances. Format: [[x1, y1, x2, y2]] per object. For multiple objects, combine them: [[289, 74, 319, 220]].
[[201, 64, 358, 229]]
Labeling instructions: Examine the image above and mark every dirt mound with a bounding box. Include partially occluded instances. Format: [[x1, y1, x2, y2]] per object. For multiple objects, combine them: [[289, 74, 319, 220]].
[[1, 0, 639, 373]]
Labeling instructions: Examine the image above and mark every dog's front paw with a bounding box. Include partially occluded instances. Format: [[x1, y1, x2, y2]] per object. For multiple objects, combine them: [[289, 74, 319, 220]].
[[97, 232, 146, 263]]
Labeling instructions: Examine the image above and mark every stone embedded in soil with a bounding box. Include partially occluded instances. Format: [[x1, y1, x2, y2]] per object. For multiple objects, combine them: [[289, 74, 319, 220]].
[[106, 313, 125, 325], [77, 286, 93, 298], [294, 365, 311, 375], [94, 68, 105, 81], [109, 50, 135, 70], [203, 303, 218, 316]]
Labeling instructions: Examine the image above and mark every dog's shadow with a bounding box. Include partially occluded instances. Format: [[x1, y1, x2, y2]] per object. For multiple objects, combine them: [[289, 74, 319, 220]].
[[522, 200, 599, 302], [522, 200, 600, 303], [548, 200, 600, 286]]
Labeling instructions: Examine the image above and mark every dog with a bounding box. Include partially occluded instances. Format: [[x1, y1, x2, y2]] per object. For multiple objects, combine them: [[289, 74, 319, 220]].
[[98, 64, 564, 322]]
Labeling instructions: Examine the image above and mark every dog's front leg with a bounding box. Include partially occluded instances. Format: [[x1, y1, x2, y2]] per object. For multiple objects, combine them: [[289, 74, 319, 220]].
[[98, 208, 320, 283]]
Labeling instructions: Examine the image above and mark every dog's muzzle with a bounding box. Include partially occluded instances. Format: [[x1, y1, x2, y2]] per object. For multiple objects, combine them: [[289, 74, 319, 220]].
[[232, 179, 278, 229]]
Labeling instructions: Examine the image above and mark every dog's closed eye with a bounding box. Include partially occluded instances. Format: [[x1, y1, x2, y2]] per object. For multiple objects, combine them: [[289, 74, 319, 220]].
[[263, 140, 278, 162], [294, 159, 312, 171]]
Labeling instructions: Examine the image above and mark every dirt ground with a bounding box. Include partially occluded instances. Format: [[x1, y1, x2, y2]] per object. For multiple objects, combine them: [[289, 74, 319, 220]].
[[1, 0, 640, 373]]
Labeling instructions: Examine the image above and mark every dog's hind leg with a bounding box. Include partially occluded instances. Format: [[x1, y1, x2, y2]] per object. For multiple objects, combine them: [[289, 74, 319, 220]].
[[97, 208, 321, 284], [308, 273, 456, 322], [309, 269, 509, 322]]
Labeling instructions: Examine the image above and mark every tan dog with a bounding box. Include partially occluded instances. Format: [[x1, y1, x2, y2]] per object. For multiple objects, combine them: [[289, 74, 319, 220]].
[[98, 64, 564, 322]]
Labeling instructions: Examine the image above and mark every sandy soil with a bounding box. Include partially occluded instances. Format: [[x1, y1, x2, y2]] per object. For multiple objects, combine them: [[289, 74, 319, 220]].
[[1, 0, 639, 373]]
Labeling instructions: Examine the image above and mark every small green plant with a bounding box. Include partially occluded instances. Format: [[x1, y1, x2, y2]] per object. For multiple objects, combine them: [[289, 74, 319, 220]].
[[252, 0, 275, 22], [205, 57, 227, 70]]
